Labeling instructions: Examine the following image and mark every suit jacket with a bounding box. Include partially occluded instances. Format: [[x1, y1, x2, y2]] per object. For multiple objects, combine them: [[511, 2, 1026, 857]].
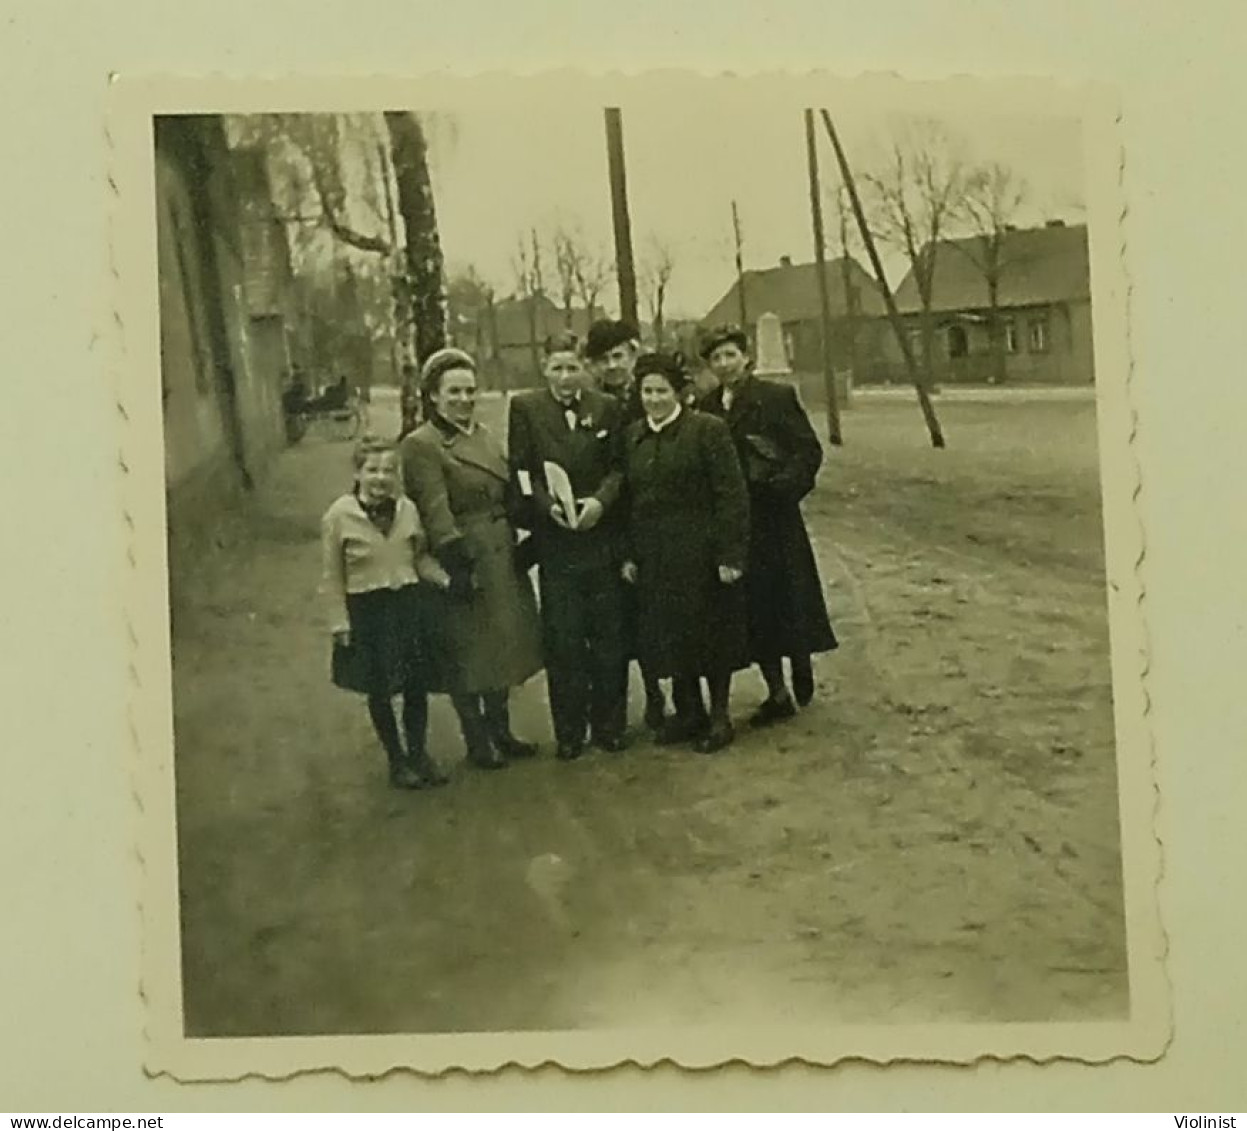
[[507, 387, 625, 570]]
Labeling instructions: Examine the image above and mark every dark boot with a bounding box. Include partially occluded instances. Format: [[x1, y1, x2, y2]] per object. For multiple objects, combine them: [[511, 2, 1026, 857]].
[[452, 694, 506, 770], [790, 654, 815, 707], [643, 673, 669, 731], [402, 688, 448, 787], [368, 695, 425, 789], [661, 677, 710, 745], [482, 690, 538, 760], [697, 670, 736, 754]]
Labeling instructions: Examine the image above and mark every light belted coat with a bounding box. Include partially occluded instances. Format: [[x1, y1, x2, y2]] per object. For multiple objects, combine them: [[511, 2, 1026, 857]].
[[400, 415, 544, 695]]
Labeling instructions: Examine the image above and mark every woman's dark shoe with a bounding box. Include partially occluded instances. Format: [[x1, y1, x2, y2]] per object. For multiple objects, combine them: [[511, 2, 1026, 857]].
[[643, 697, 669, 732], [556, 741, 585, 762], [494, 735, 539, 760], [593, 733, 629, 753], [696, 721, 736, 754], [465, 739, 507, 770], [657, 714, 710, 746], [749, 693, 797, 728]]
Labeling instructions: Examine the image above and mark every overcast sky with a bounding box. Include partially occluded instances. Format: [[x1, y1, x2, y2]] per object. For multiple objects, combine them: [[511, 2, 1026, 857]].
[[421, 95, 1086, 321]]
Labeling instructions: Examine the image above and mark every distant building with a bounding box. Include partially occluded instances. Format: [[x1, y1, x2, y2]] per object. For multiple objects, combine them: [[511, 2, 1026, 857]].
[[889, 221, 1095, 385], [452, 293, 605, 389], [700, 254, 890, 379]]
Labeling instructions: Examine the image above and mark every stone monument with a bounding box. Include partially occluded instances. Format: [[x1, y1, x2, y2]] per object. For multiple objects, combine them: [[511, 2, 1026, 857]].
[[753, 311, 792, 377]]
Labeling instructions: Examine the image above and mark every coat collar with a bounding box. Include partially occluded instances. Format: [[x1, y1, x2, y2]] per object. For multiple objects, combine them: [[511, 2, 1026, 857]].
[[431, 413, 509, 482]]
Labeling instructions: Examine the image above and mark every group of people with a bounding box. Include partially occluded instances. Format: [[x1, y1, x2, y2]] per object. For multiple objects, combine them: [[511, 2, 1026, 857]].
[[320, 319, 838, 790]]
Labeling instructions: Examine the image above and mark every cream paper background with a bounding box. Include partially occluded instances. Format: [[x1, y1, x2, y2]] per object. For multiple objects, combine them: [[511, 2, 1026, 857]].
[[3, 0, 1244, 1110]]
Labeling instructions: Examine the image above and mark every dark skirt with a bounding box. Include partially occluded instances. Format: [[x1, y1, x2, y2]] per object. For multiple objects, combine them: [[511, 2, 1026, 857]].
[[333, 585, 429, 697]]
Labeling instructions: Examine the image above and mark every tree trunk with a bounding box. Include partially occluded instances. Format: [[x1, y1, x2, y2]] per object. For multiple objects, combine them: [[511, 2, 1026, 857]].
[[919, 304, 937, 393], [383, 111, 446, 366], [987, 274, 1006, 385]]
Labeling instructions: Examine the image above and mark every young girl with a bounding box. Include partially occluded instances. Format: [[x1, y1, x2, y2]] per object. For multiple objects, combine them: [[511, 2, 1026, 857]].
[[321, 434, 452, 790]]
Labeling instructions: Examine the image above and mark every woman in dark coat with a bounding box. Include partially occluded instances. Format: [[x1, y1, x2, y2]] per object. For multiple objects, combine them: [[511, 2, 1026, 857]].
[[400, 347, 544, 770], [697, 324, 838, 726], [621, 352, 751, 753]]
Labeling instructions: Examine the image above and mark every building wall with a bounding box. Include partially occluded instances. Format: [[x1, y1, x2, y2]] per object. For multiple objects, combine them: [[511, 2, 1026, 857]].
[[155, 117, 289, 591], [870, 300, 1096, 386]]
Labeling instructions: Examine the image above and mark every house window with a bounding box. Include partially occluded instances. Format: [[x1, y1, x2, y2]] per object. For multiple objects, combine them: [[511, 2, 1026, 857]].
[[1028, 316, 1050, 353], [947, 325, 969, 358], [1004, 320, 1019, 354]]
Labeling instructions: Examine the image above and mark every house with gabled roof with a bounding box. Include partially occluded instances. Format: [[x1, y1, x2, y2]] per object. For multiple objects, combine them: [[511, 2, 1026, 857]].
[[889, 220, 1095, 385], [700, 254, 890, 378]]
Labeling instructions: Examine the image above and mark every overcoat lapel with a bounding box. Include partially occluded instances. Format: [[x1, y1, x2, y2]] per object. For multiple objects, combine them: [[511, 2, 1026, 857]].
[[444, 425, 510, 482]]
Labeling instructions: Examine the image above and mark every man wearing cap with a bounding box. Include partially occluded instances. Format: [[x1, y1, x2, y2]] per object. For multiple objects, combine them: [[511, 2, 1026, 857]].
[[583, 319, 671, 732], [508, 332, 630, 760], [697, 323, 839, 724]]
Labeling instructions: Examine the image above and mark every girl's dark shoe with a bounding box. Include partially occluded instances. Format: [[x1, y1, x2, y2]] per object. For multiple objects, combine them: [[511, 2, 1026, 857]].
[[696, 721, 736, 754], [749, 693, 797, 728], [389, 762, 428, 790], [556, 741, 584, 762], [409, 754, 450, 787]]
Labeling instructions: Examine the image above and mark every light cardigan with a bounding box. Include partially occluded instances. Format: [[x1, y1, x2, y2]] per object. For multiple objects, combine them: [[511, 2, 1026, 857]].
[[320, 493, 449, 632]]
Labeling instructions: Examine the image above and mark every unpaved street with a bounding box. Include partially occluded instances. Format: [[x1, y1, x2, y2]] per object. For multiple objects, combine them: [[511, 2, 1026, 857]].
[[172, 390, 1128, 1037]]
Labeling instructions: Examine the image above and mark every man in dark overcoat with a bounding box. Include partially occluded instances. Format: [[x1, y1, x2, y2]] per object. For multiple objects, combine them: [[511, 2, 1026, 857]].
[[508, 333, 630, 760], [584, 319, 670, 732], [697, 324, 839, 725]]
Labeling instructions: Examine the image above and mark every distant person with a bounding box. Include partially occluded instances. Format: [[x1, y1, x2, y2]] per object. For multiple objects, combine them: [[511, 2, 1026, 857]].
[[508, 332, 629, 761], [697, 324, 838, 724], [584, 318, 670, 732], [400, 347, 544, 770], [622, 351, 751, 753], [320, 435, 452, 790]]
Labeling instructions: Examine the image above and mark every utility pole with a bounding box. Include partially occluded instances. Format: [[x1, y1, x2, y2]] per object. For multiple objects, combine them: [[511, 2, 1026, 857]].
[[604, 108, 639, 328], [803, 109, 842, 446], [819, 109, 945, 449], [731, 199, 749, 331]]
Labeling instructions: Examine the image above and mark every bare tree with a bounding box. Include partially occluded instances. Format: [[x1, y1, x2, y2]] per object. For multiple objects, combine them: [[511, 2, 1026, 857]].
[[640, 237, 676, 348], [862, 120, 966, 390], [954, 162, 1029, 385], [384, 112, 447, 365]]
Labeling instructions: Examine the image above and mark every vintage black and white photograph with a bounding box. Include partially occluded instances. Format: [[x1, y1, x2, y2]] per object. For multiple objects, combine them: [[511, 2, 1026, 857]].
[[116, 73, 1161, 1075]]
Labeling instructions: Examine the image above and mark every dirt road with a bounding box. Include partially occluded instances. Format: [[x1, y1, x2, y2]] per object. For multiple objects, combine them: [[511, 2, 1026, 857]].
[[172, 392, 1128, 1036]]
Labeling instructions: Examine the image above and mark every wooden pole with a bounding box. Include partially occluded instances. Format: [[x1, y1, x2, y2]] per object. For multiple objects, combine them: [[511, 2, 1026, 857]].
[[819, 109, 945, 449], [604, 108, 639, 328], [731, 199, 749, 330], [804, 109, 842, 447]]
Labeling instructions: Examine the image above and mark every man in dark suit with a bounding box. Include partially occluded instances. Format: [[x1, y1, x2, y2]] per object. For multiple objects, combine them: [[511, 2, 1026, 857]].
[[698, 324, 839, 724], [508, 332, 630, 760], [584, 319, 671, 732]]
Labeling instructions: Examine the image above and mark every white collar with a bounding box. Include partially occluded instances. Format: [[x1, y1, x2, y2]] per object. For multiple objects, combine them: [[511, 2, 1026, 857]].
[[646, 403, 683, 433]]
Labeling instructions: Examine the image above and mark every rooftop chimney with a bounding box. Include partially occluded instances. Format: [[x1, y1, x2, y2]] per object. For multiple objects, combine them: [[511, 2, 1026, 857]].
[[779, 255, 793, 268], [1045, 219, 1067, 228]]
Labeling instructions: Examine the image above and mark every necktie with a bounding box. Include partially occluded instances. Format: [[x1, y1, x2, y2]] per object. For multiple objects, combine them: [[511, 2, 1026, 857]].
[[564, 406, 577, 430], [722, 388, 734, 413]]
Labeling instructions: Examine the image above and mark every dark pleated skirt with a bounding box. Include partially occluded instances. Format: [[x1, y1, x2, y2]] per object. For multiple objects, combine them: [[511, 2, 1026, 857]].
[[332, 585, 429, 697]]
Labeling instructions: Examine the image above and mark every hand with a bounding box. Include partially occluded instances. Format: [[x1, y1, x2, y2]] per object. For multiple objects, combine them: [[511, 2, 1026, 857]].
[[550, 503, 572, 530], [621, 561, 638, 584], [576, 497, 604, 531], [332, 628, 351, 647], [718, 565, 743, 584]]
